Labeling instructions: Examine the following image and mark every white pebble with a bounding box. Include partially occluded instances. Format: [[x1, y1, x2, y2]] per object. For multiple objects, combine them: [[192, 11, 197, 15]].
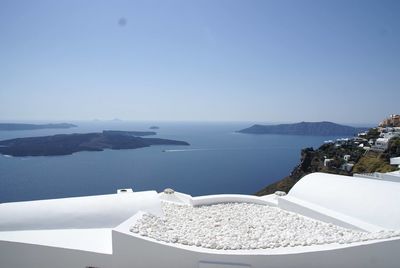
[[130, 202, 400, 250]]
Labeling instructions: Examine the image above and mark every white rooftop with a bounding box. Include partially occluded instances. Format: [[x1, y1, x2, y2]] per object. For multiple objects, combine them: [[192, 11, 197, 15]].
[[284, 173, 400, 231]]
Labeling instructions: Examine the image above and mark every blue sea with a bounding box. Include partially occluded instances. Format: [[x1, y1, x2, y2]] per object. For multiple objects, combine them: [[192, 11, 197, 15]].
[[0, 121, 342, 203]]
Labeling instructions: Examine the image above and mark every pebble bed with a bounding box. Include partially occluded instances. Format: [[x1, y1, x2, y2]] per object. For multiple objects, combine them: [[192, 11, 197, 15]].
[[130, 202, 400, 250]]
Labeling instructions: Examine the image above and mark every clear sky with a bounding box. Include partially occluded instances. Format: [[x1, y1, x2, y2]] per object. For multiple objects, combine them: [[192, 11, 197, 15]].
[[0, 0, 399, 124]]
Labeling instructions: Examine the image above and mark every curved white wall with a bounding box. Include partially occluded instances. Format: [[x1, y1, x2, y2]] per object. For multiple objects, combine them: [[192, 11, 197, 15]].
[[286, 173, 400, 230], [192, 194, 276, 207], [0, 191, 162, 231]]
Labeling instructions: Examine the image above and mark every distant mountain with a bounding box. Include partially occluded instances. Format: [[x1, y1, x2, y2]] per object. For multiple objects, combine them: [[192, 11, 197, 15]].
[[149, 126, 160, 130], [0, 123, 77, 131], [237, 121, 367, 136], [0, 130, 189, 157]]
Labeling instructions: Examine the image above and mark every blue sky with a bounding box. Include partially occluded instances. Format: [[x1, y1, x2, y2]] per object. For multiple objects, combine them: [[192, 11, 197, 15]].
[[0, 0, 399, 124]]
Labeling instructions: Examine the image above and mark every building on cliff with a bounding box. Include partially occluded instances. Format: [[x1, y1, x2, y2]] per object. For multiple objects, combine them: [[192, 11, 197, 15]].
[[372, 132, 400, 152], [379, 114, 400, 128], [390, 157, 400, 168]]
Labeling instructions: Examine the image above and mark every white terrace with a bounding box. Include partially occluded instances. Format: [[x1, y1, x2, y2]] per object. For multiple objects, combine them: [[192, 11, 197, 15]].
[[1, 173, 400, 268]]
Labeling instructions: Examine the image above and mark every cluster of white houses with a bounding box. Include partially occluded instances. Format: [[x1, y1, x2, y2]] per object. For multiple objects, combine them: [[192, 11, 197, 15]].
[[371, 114, 400, 151], [372, 130, 400, 151], [354, 127, 400, 152], [321, 118, 400, 176]]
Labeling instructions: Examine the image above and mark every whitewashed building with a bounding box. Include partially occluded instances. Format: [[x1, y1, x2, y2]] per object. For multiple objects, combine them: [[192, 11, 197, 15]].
[[373, 137, 390, 151], [390, 157, 400, 168]]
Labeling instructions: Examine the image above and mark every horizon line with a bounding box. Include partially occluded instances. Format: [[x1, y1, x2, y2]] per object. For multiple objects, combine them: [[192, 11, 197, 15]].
[[0, 118, 378, 126]]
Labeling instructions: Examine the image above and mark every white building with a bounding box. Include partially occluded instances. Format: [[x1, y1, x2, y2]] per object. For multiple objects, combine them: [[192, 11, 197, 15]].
[[373, 137, 390, 151], [383, 132, 400, 139], [1, 173, 400, 268], [390, 157, 400, 168], [324, 158, 333, 167], [371, 131, 400, 152], [341, 163, 354, 172]]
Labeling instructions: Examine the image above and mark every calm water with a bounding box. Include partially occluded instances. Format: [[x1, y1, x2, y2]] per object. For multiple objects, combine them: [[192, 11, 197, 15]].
[[0, 122, 340, 203]]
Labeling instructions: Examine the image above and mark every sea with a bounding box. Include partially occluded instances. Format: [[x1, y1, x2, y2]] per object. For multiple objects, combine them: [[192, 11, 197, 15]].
[[0, 121, 345, 203]]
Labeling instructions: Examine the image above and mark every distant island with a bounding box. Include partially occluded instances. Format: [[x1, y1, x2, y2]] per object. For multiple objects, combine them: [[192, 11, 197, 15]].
[[0, 130, 189, 157], [149, 126, 160, 130], [238, 121, 367, 136], [0, 123, 77, 131]]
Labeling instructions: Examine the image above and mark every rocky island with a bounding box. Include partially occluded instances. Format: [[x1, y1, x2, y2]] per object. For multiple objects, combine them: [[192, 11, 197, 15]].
[[0, 130, 189, 157], [238, 121, 366, 136], [0, 123, 77, 131]]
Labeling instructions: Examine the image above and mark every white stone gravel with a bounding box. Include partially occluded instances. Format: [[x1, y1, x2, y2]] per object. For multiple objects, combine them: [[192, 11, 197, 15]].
[[130, 202, 400, 250]]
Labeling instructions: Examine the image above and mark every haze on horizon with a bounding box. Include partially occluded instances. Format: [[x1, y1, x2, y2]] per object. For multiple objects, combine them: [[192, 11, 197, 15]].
[[1, 0, 399, 125]]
